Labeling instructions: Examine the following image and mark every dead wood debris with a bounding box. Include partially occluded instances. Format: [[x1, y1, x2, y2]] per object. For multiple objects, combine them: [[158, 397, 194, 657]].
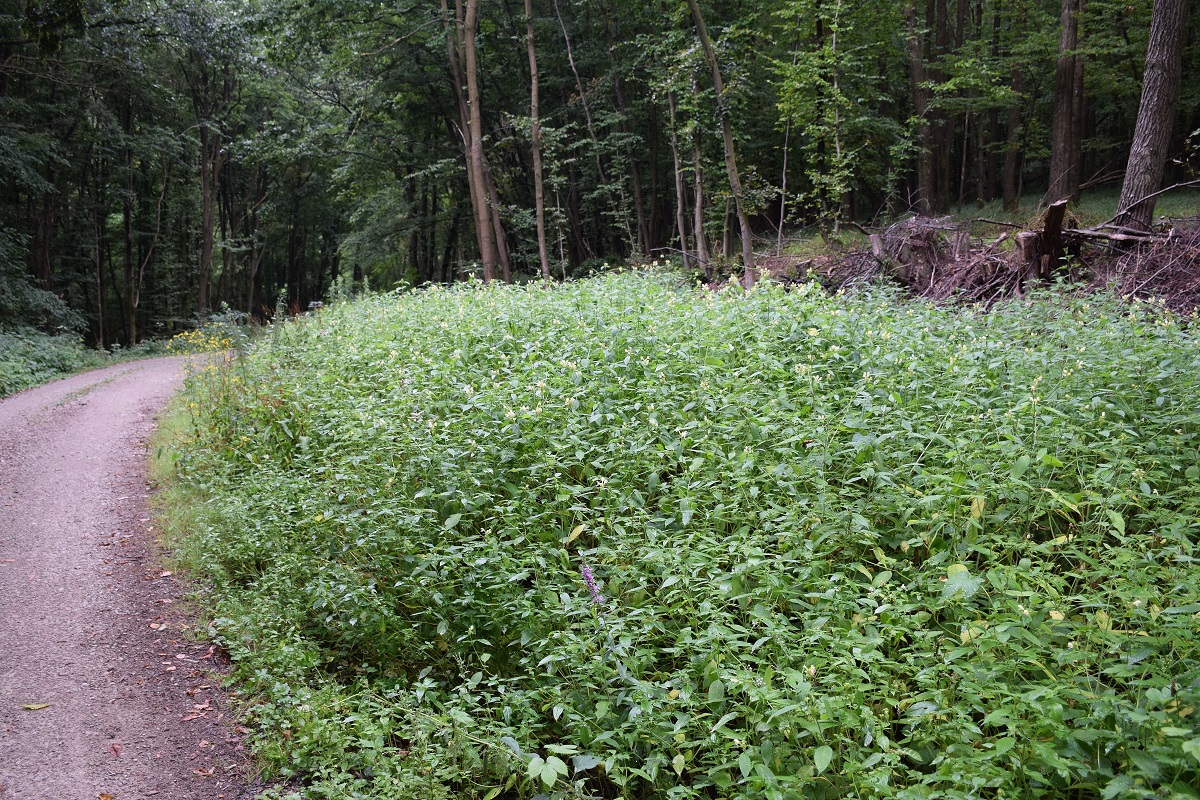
[[765, 213, 1200, 313]]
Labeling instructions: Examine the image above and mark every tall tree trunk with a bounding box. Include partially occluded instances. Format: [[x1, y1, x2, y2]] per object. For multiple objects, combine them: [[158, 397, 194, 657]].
[[1115, 0, 1188, 231], [933, 0, 951, 210], [602, 2, 649, 253], [33, 164, 56, 291], [906, 3, 935, 213], [525, 0, 550, 281], [443, 0, 499, 280], [197, 121, 215, 313], [1048, 0, 1083, 203], [1002, 67, 1024, 211], [667, 91, 692, 269], [463, 0, 503, 281], [685, 0, 756, 286], [122, 98, 136, 344], [482, 159, 511, 281], [553, 0, 633, 250], [691, 78, 711, 278]]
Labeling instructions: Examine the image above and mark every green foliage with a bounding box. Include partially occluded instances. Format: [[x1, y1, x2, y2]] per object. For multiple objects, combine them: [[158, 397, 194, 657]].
[[0, 327, 103, 397], [775, 0, 909, 228], [173, 273, 1200, 799], [0, 226, 83, 332]]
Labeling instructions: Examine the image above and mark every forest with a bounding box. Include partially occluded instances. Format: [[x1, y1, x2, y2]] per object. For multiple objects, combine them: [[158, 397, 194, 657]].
[[1, 0, 1198, 349], [4, 0, 1200, 796]]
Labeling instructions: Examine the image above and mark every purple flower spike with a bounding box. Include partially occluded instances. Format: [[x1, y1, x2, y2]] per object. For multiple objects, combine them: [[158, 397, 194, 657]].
[[581, 564, 604, 605]]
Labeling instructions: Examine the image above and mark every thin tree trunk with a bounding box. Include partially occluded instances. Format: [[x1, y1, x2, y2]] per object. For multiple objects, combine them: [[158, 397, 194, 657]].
[[933, 0, 951, 210], [778, 28, 800, 256], [685, 0, 756, 286], [482, 159, 511, 281], [603, 2, 649, 253], [93, 173, 106, 349], [957, 110, 970, 212], [906, 2, 935, 213], [777, 114, 790, 256], [122, 98, 136, 344], [463, 0, 502, 280], [1115, 0, 1189, 231], [830, 0, 845, 235], [197, 122, 215, 313], [667, 91, 692, 269], [691, 80, 711, 277], [443, 0, 499, 280], [525, 0, 550, 281], [552, 0, 634, 252]]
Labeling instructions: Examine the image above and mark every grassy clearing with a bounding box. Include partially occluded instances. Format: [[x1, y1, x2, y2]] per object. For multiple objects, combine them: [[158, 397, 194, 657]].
[[168, 271, 1200, 799]]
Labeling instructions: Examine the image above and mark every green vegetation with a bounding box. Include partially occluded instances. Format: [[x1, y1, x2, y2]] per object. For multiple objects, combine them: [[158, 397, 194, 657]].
[[0, 316, 242, 398], [4, 0, 1198, 343], [168, 272, 1200, 799], [0, 328, 105, 397]]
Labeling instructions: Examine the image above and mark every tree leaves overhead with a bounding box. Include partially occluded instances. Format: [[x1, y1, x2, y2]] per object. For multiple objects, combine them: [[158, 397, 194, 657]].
[[1, 0, 1197, 348]]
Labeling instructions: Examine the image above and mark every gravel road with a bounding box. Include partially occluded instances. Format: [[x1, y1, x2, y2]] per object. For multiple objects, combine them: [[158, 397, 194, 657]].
[[0, 357, 257, 800]]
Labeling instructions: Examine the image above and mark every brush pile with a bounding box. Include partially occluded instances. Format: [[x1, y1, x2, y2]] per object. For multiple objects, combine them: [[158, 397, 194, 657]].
[[797, 210, 1200, 312]]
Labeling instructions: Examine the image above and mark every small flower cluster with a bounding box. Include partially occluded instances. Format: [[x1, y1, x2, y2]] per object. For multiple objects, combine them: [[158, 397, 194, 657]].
[[581, 564, 604, 605]]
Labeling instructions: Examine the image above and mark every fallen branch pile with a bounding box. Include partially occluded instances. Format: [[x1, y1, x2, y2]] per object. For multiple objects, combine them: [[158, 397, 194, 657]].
[[798, 194, 1200, 310]]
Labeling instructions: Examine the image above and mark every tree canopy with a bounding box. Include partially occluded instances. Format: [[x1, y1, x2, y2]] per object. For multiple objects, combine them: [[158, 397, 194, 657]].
[[1, 0, 1197, 345]]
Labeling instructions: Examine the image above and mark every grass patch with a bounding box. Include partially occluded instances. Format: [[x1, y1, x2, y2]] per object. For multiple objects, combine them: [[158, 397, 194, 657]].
[[169, 271, 1200, 799]]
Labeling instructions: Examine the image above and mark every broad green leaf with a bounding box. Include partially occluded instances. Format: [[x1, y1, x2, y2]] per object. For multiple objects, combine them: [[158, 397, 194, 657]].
[[707, 679, 725, 704], [1103, 775, 1134, 799], [942, 564, 982, 601], [672, 753, 685, 776], [1105, 509, 1125, 536], [814, 745, 834, 774], [443, 513, 462, 530], [1126, 748, 1162, 778], [989, 737, 1016, 757], [1011, 455, 1031, 480], [571, 754, 602, 773]]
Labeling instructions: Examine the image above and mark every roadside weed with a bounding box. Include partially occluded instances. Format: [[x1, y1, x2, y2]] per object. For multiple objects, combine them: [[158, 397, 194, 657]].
[[170, 273, 1200, 799]]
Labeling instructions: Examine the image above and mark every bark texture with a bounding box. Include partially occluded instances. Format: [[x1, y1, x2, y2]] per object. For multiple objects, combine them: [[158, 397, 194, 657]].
[[1047, 0, 1084, 204], [1115, 0, 1189, 231]]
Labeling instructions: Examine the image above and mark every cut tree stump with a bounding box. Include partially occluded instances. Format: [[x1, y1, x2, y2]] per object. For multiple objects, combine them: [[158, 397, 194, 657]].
[[1041, 200, 1067, 279]]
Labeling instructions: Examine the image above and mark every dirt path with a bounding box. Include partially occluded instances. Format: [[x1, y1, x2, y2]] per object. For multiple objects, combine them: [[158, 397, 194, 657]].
[[0, 358, 256, 800]]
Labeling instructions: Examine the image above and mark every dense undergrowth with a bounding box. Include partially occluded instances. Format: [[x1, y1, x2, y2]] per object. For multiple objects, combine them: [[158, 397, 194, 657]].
[[0, 328, 107, 397], [168, 271, 1200, 799], [0, 316, 245, 399]]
